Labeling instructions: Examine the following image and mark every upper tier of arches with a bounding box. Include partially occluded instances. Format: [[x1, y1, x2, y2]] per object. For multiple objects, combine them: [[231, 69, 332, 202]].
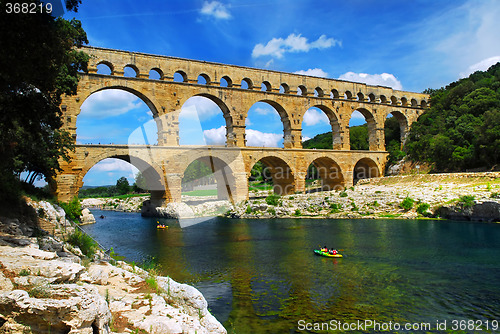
[[85, 46, 429, 109]]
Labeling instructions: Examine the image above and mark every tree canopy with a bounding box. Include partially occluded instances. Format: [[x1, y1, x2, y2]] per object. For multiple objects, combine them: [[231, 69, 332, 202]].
[[405, 63, 500, 171], [0, 0, 88, 200]]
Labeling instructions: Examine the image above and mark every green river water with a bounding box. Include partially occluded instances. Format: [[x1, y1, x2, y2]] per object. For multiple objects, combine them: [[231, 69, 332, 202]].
[[82, 210, 500, 333]]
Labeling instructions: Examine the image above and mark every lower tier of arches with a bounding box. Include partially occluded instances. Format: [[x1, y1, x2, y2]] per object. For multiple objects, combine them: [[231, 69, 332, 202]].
[[55, 145, 388, 205]]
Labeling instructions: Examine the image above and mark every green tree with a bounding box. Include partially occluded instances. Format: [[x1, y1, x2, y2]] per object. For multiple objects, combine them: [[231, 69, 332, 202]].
[[384, 116, 405, 165], [182, 160, 213, 184], [405, 62, 500, 171], [133, 172, 147, 192], [249, 161, 272, 183], [349, 124, 369, 150], [302, 132, 333, 149], [0, 0, 88, 202], [116, 177, 130, 195]]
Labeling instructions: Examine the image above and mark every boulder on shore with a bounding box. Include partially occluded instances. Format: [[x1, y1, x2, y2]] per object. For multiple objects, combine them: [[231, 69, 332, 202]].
[[141, 201, 195, 218], [80, 208, 96, 225], [436, 201, 500, 222]]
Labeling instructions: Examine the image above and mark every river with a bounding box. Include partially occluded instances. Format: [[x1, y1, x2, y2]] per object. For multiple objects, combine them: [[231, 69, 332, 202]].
[[82, 210, 500, 333]]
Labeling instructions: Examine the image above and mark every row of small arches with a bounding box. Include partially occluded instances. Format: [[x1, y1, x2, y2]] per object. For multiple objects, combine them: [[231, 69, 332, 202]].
[[95, 62, 428, 108]]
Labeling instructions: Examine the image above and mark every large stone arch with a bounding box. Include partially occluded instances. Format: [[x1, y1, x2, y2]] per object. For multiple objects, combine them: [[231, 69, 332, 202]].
[[80, 151, 167, 205], [74, 83, 165, 145], [244, 99, 293, 148], [248, 155, 295, 195], [191, 93, 235, 146], [384, 109, 409, 146], [181, 155, 237, 202], [304, 156, 345, 192], [80, 85, 161, 118], [306, 105, 342, 150], [349, 108, 378, 151], [353, 157, 381, 183]]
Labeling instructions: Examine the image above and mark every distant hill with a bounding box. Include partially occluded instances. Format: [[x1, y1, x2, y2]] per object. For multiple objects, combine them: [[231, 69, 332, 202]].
[[405, 62, 500, 171], [80, 185, 113, 190], [303, 124, 369, 150]]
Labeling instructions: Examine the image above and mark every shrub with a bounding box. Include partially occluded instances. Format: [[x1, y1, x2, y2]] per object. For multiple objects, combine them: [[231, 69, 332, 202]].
[[28, 284, 50, 298], [329, 203, 341, 212], [350, 201, 358, 211], [267, 207, 276, 215], [416, 202, 430, 215], [245, 206, 252, 214], [293, 209, 301, 216], [66, 229, 98, 258], [59, 196, 82, 222], [265, 194, 280, 206], [490, 192, 500, 199], [339, 191, 348, 198], [400, 196, 415, 211], [145, 275, 159, 292], [19, 269, 31, 276], [458, 195, 475, 208]]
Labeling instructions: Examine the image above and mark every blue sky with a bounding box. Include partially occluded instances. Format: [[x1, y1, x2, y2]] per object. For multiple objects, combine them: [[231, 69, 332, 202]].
[[66, 0, 500, 186]]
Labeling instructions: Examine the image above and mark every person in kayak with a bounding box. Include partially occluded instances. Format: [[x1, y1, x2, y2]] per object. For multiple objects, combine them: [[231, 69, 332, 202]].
[[329, 249, 338, 255]]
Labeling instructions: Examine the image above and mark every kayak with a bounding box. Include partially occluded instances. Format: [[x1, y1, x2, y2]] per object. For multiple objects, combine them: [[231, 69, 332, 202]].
[[314, 249, 342, 258]]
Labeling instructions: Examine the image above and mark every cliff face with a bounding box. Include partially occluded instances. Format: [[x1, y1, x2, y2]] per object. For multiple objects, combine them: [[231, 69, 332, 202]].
[[0, 202, 226, 334]]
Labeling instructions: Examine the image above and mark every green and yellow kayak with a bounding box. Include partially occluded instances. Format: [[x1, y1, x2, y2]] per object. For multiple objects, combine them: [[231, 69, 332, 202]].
[[314, 249, 343, 258]]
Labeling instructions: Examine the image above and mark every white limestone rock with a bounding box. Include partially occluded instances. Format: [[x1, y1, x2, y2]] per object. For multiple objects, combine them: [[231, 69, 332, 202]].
[[154, 202, 195, 219], [0, 272, 13, 292], [80, 208, 96, 225], [0, 285, 111, 333]]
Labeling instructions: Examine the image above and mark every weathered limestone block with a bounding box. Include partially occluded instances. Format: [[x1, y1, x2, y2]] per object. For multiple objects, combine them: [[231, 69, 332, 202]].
[[142, 201, 195, 218], [0, 285, 111, 334], [80, 208, 96, 225]]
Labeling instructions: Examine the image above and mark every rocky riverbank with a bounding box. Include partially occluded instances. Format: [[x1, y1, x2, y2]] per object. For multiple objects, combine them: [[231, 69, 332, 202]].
[[0, 200, 226, 334], [83, 172, 500, 222], [228, 172, 500, 222]]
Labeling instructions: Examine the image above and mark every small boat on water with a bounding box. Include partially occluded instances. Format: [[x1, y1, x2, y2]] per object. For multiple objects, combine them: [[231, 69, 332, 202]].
[[314, 249, 343, 258], [157, 221, 168, 229]]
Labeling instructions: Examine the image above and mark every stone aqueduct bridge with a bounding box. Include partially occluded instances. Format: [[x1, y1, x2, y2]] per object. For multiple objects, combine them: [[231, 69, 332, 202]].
[[55, 46, 429, 205]]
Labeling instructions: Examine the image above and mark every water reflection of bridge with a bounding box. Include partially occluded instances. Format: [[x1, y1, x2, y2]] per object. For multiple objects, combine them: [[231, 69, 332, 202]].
[[55, 46, 428, 204]]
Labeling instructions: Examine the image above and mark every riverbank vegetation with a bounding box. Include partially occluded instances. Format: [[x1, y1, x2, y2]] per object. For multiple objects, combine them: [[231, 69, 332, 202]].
[[0, 1, 88, 210], [405, 63, 500, 171]]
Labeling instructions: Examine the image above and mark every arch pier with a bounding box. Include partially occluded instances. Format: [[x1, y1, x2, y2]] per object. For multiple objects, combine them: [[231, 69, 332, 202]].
[[55, 46, 428, 205]]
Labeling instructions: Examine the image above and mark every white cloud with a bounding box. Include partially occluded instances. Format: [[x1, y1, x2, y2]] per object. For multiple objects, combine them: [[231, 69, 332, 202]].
[[303, 109, 329, 126], [265, 59, 274, 68], [246, 129, 282, 147], [302, 136, 311, 142], [92, 158, 139, 173], [294, 68, 329, 78], [252, 34, 340, 58], [254, 106, 272, 115], [459, 56, 500, 78], [200, 1, 231, 19], [407, 0, 500, 84], [203, 126, 226, 145], [202, 127, 282, 147], [180, 97, 221, 121], [245, 117, 252, 126], [80, 90, 143, 119], [338, 72, 403, 90], [350, 110, 366, 122]]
